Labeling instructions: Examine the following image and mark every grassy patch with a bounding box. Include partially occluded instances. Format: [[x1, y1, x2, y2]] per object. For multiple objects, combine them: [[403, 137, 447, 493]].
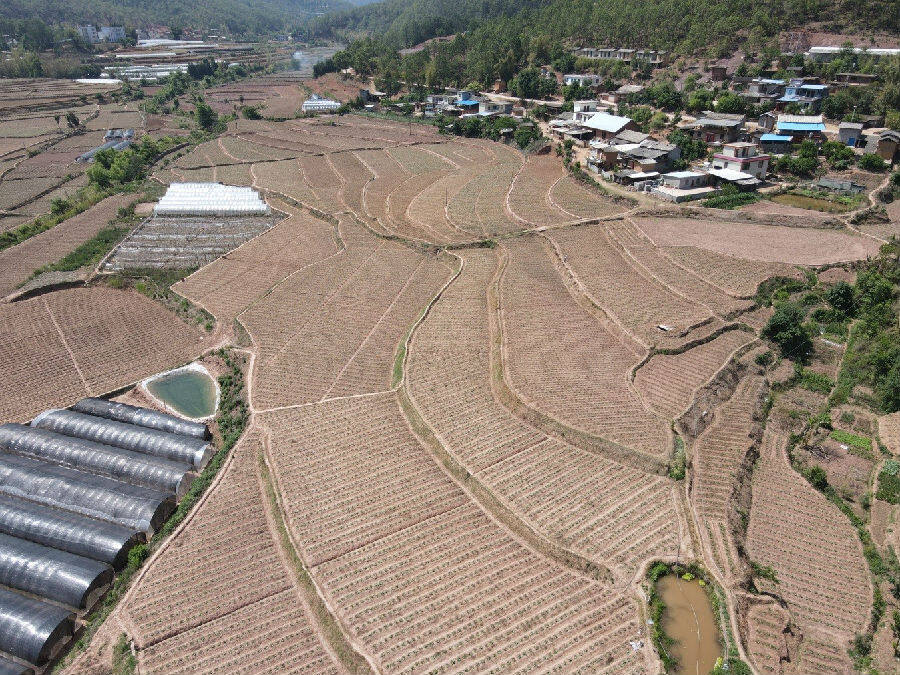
[[754, 276, 808, 307], [670, 435, 686, 480], [831, 429, 873, 454], [771, 190, 861, 213], [102, 268, 215, 332], [877, 460, 900, 504], [111, 634, 136, 675], [701, 191, 760, 209], [799, 369, 834, 394], [259, 454, 373, 673], [29, 225, 131, 279], [0, 183, 112, 252]]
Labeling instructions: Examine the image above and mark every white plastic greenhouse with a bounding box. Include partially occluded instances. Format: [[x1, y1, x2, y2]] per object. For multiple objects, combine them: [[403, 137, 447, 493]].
[[154, 182, 270, 216]]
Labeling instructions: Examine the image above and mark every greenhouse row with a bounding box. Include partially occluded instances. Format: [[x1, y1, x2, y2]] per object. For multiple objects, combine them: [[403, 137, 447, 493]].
[[0, 399, 212, 668], [153, 182, 270, 216]]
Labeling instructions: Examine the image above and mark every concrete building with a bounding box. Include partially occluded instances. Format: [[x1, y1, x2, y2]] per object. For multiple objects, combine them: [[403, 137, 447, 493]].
[[711, 142, 770, 179], [563, 74, 602, 88], [662, 171, 707, 189], [777, 80, 829, 112], [575, 47, 668, 67], [99, 27, 126, 42], [759, 133, 794, 154], [775, 114, 826, 140], [581, 112, 638, 140], [742, 78, 785, 105], [478, 100, 513, 115], [77, 26, 99, 44]]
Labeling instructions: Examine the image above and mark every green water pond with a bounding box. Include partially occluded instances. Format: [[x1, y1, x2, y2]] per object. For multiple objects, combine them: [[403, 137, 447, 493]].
[[147, 369, 217, 419]]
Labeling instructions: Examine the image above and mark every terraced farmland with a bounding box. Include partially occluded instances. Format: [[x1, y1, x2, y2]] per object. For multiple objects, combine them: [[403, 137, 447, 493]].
[[746, 431, 870, 674], [0, 288, 205, 423], [260, 392, 649, 674], [0, 104, 882, 675], [407, 248, 682, 580]]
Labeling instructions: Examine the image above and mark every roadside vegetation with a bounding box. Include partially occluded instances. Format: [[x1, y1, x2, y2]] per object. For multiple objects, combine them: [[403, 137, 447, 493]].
[[754, 238, 900, 672]]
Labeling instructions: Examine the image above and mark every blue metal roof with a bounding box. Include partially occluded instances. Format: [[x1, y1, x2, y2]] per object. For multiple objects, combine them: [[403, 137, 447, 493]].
[[776, 122, 826, 132], [801, 84, 828, 90], [457, 99, 479, 106], [760, 134, 793, 141]]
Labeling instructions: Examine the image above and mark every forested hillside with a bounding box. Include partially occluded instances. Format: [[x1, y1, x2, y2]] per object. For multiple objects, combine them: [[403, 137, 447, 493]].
[[0, 0, 355, 35], [314, 0, 899, 54]]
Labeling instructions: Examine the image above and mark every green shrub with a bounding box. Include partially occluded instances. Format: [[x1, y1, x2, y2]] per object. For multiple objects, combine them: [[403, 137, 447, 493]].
[[762, 302, 813, 361], [754, 351, 773, 366], [877, 461, 900, 504], [701, 190, 760, 209], [800, 369, 833, 394], [806, 465, 829, 491], [859, 153, 887, 172]]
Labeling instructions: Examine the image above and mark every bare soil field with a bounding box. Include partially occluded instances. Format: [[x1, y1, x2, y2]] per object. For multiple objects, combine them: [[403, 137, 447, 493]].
[[12, 104, 882, 675], [747, 431, 870, 673], [0, 79, 117, 114], [659, 245, 803, 297], [119, 431, 343, 674], [407, 248, 681, 580], [0, 193, 135, 297], [241, 219, 452, 409], [0, 287, 205, 423], [501, 236, 671, 456], [173, 199, 338, 325], [550, 224, 713, 346], [632, 216, 881, 265], [261, 392, 649, 674], [634, 329, 755, 419], [158, 116, 623, 246], [691, 373, 765, 581], [741, 197, 841, 220], [880, 412, 900, 455]]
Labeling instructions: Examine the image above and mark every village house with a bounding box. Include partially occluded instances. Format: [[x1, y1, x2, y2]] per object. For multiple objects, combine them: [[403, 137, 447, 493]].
[[838, 122, 864, 147], [709, 64, 729, 82], [652, 170, 717, 202], [479, 100, 513, 116], [830, 72, 879, 89], [601, 84, 644, 105], [777, 80, 829, 112], [662, 171, 707, 189], [758, 111, 777, 132], [588, 129, 680, 172], [711, 142, 770, 179], [775, 114, 826, 141], [740, 78, 785, 105], [705, 167, 762, 191], [563, 73, 602, 88], [580, 112, 638, 140], [807, 46, 900, 62], [683, 113, 745, 144], [864, 130, 900, 164], [575, 47, 668, 67], [759, 133, 794, 154]]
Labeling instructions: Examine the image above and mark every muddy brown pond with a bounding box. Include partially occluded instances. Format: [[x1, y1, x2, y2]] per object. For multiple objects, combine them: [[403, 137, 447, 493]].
[[657, 575, 722, 674]]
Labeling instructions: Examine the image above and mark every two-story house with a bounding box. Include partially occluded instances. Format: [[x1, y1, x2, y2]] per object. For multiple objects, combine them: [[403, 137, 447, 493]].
[[711, 142, 770, 179]]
